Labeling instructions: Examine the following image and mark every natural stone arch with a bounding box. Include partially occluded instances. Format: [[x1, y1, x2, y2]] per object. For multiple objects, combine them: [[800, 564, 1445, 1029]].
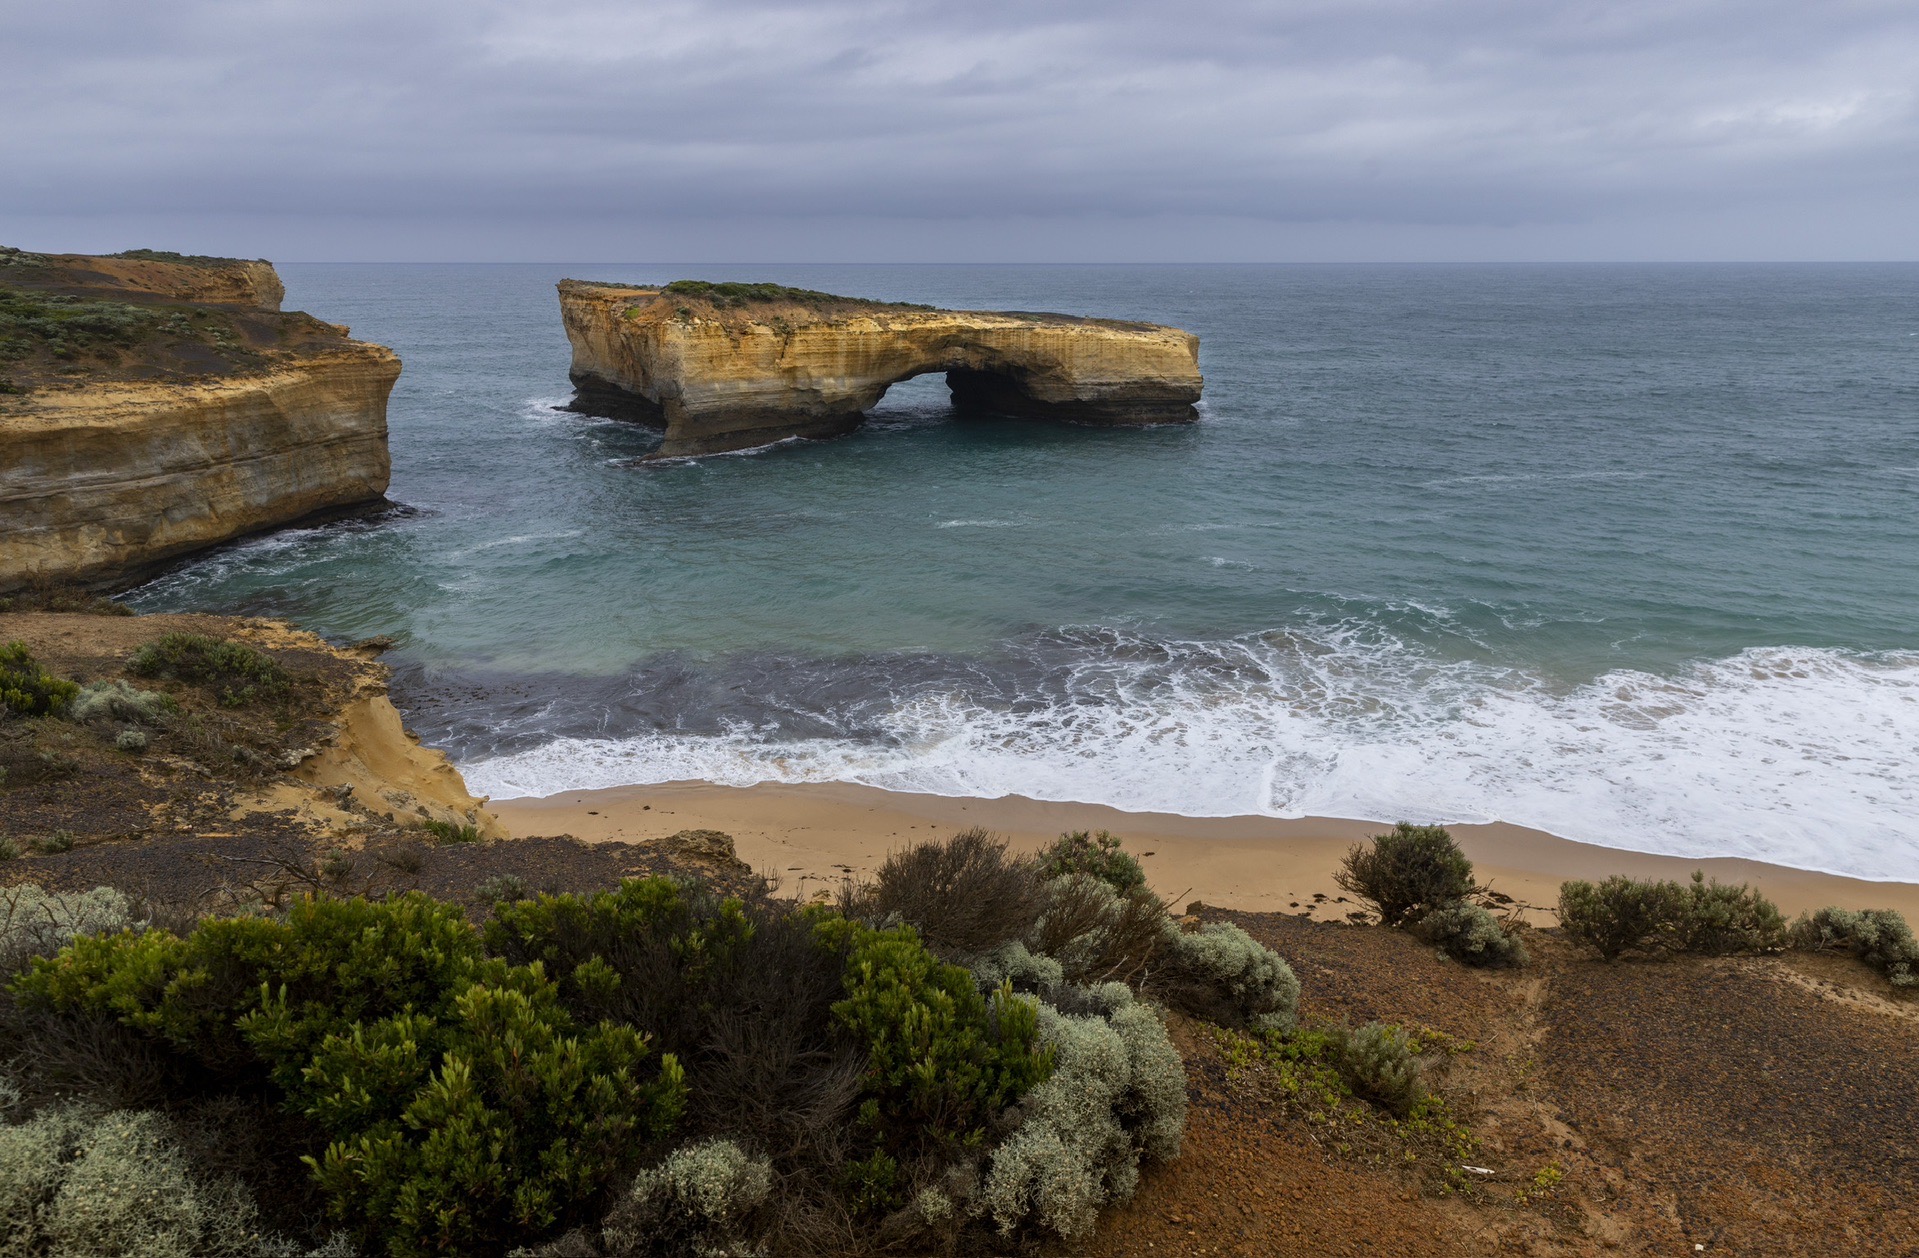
[[557, 281, 1203, 458]]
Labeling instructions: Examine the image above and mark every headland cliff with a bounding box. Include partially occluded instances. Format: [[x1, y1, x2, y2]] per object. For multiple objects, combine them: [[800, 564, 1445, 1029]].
[[0, 248, 399, 591]]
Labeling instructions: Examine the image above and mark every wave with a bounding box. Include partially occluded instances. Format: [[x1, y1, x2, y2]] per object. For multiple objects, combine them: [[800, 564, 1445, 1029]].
[[455, 632, 1919, 882]]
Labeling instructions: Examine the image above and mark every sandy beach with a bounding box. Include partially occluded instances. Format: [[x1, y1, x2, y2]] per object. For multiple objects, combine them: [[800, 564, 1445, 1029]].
[[492, 779, 1919, 922]]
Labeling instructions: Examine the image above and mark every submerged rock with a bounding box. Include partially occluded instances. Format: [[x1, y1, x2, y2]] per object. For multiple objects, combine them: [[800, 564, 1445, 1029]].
[[557, 279, 1203, 458]]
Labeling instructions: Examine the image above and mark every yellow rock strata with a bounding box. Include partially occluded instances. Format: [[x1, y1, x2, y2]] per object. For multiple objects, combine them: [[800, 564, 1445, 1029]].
[[558, 280, 1203, 457]]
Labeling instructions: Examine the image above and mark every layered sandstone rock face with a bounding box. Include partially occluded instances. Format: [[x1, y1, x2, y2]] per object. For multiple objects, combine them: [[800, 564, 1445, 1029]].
[[0, 250, 398, 590], [558, 280, 1203, 457]]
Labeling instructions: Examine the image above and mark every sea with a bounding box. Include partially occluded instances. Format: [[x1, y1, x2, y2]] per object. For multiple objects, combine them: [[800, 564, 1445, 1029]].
[[127, 263, 1919, 881]]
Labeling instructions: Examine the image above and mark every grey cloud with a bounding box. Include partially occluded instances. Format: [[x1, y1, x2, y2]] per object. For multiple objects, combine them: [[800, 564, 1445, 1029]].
[[1, 0, 1914, 258]]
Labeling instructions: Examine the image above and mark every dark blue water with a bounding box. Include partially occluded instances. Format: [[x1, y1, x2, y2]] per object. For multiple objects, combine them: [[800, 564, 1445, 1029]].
[[131, 264, 1919, 878]]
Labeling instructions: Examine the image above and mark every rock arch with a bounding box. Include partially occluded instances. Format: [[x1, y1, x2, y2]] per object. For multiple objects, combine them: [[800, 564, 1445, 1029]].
[[557, 281, 1203, 458]]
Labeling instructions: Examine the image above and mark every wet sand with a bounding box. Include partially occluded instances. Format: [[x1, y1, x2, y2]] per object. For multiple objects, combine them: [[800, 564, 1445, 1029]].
[[492, 780, 1919, 922]]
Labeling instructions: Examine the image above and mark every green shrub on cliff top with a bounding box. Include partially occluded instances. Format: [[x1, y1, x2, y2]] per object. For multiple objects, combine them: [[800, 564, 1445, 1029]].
[[1792, 906, 1918, 987], [12, 892, 687, 1256], [1039, 830, 1147, 895], [1411, 901, 1528, 968], [1, 642, 79, 718], [825, 919, 1052, 1155], [1558, 871, 1784, 960], [128, 633, 289, 706], [660, 279, 932, 311], [1335, 823, 1476, 926]]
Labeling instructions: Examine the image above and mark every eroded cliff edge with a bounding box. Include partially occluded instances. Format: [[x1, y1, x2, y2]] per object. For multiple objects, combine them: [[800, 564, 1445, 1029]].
[[558, 279, 1203, 457], [0, 248, 399, 591]]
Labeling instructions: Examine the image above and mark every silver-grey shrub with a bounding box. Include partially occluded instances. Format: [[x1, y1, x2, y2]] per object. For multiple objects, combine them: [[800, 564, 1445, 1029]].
[[601, 1137, 773, 1257], [978, 996, 1186, 1240], [68, 679, 174, 726], [0, 1105, 281, 1258], [1152, 921, 1299, 1032], [1792, 907, 1918, 987], [1332, 1023, 1427, 1116], [1412, 901, 1528, 968], [0, 884, 139, 974]]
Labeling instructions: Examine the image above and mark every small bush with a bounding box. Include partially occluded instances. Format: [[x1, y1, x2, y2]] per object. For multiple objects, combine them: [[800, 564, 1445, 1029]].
[[421, 818, 481, 845], [116, 728, 149, 753], [68, 679, 175, 726], [0, 642, 79, 718], [32, 831, 75, 855], [826, 921, 1053, 1154], [1029, 874, 1168, 987], [1792, 906, 1918, 987], [127, 633, 289, 707], [978, 999, 1186, 1240], [1558, 876, 1686, 960], [1678, 872, 1786, 954], [1412, 901, 1528, 968], [1038, 831, 1146, 895], [1151, 921, 1299, 1032], [1332, 1022, 1427, 1116], [1558, 872, 1784, 960], [601, 1138, 773, 1257], [0, 884, 139, 975], [1335, 823, 1476, 926], [473, 873, 533, 905], [858, 828, 1045, 958], [0, 837, 17, 862]]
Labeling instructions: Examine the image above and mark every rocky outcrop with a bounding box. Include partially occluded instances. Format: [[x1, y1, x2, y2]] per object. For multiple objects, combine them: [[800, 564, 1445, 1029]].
[[558, 280, 1203, 457], [0, 250, 398, 591], [0, 352, 399, 589]]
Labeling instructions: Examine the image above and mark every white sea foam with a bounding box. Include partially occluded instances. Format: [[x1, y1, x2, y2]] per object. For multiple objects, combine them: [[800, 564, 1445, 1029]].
[[461, 640, 1919, 882], [935, 519, 1022, 529]]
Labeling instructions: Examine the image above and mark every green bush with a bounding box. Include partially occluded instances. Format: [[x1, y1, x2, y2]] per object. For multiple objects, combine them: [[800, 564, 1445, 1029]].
[[0, 641, 79, 718], [1331, 1022, 1427, 1116], [826, 921, 1052, 1156], [127, 633, 289, 706], [306, 971, 681, 1255], [978, 995, 1185, 1240], [116, 728, 149, 753], [1335, 823, 1476, 926], [1557, 876, 1687, 960], [1679, 872, 1786, 954], [70, 679, 176, 726], [659, 279, 930, 311], [32, 831, 74, 855], [600, 1138, 772, 1257], [473, 873, 533, 905], [1151, 921, 1299, 1032], [1412, 901, 1528, 968], [1558, 872, 1784, 960], [1038, 830, 1147, 895], [12, 893, 688, 1255], [485, 877, 757, 1030], [0, 837, 17, 862], [1792, 906, 1918, 987], [421, 818, 481, 845]]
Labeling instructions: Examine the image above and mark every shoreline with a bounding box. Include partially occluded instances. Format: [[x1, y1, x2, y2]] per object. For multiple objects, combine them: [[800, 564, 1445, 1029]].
[[491, 779, 1919, 922]]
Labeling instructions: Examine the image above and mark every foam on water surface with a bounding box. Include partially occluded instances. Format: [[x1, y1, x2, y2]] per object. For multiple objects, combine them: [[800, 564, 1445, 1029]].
[[126, 262, 1919, 882]]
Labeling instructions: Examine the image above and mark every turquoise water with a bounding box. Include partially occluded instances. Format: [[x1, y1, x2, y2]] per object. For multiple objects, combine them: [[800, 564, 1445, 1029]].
[[131, 264, 1919, 879]]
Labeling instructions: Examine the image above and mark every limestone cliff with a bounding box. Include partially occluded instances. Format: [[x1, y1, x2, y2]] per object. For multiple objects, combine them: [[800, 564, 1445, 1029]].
[[558, 280, 1203, 457], [0, 248, 398, 591]]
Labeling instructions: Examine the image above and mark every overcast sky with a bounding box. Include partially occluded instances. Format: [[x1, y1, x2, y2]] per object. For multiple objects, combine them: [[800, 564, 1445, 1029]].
[[3, 0, 1915, 261]]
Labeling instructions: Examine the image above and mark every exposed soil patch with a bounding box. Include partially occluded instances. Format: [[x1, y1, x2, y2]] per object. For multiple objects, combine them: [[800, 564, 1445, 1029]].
[[1087, 910, 1919, 1257]]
